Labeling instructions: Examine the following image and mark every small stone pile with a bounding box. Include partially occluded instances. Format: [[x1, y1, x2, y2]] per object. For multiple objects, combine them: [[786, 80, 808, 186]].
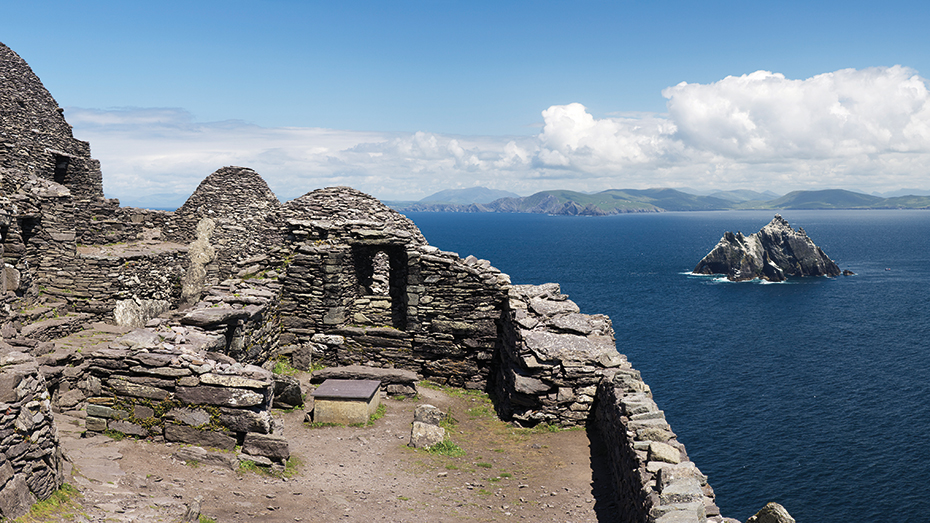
[[408, 404, 446, 448], [0, 348, 63, 519]]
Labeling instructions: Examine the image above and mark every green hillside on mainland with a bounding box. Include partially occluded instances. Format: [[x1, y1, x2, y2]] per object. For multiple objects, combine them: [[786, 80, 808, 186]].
[[757, 189, 883, 209], [390, 186, 930, 214]]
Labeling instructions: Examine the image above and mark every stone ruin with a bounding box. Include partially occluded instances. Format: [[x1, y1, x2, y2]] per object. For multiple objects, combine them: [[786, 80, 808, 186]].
[[0, 41, 792, 522]]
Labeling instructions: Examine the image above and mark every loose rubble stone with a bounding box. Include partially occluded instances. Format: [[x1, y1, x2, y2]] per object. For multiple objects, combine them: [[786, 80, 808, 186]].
[[241, 433, 290, 461], [409, 421, 446, 449]]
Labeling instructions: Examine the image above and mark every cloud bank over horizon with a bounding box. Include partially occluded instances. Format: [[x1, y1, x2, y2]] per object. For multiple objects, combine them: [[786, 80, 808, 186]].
[[70, 66, 930, 207]]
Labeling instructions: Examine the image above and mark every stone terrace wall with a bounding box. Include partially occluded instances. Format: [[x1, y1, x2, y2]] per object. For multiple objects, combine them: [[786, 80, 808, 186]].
[[0, 349, 64, 519], [494, 283, 627, 426], [83, 327, 288, 463], [595, 369, 727, 523]]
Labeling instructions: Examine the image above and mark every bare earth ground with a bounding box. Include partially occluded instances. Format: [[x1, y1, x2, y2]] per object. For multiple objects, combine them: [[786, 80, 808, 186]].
[[44, 365, 619, 523]]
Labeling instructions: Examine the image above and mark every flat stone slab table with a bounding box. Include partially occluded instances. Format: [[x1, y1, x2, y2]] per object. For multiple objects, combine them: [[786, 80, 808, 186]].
[[310, 379, 381, 425]]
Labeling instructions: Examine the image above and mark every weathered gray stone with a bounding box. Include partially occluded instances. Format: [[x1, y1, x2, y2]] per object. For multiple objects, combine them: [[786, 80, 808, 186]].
[[311, 365, 418, 386], [218, 409, 272, 434], [165, 408, 212, 427], [58, 389, 85, 409], [413, 404, 445, 426], [512, 371, 550, 394], [112, 329, 161, 349], [0, 461, 12, 488], [409, 421, 445, 449], [272, 374, 303, 408], [241, 433, 289, 461], [173, 446, 239, 470], [175, 385, 265, 407], [86, 404, 126, 420], [164, 424, 236, 451], [199, 373, 270, 390], [133, 405, 155, 419], [0, 363, 34, 403], [106, 378, 169, 400], [0, 475, 36, 519], [746, 502, 796, 523], [181, 307, 251, 327], [85, 416, 108, 431], [113, 298, 172, 328], [108, 420, 148, 437], [648, 442, 682, 464]]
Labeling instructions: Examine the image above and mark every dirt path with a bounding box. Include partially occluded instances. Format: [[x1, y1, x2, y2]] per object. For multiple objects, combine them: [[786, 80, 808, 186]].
[[49, 376, 617, 523]]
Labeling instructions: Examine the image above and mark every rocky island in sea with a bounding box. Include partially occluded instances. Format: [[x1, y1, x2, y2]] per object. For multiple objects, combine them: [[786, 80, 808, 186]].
[[693, 214, 842, 282]]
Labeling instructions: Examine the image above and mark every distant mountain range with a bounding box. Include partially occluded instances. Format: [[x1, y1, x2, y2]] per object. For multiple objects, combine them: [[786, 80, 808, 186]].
[[390, 187, 930, 214]]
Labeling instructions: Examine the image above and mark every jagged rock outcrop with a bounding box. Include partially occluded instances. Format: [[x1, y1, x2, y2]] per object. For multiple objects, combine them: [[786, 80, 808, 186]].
[[693, 214, 841, 282]]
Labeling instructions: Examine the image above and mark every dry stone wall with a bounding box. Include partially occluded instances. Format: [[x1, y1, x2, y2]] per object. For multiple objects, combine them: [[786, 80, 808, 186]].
[[0, 348, 64, 519], [0, 43, 102, 200], [82, 326, 288, 463], [595, 369, 728, 523], [173, 166, 285, 282], [494, 283, 626, 426]]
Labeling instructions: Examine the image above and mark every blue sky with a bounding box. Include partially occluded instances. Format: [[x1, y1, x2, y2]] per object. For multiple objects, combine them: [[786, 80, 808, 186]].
[[4, 1, 930, 205]]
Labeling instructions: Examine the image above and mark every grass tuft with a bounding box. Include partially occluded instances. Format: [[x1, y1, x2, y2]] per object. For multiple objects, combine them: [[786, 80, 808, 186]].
[[15, 483, 80, 522], [426, 440, 466, 457]]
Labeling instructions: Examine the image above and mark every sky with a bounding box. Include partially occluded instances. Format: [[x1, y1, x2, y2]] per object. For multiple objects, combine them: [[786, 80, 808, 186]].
[[3, 1, 930, 206]]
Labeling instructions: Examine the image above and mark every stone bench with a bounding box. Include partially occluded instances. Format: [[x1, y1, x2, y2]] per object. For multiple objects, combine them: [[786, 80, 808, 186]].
[[310, 365, 419, 397]]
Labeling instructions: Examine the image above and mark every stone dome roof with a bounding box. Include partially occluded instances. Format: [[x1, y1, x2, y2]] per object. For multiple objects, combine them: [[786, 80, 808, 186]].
[[177, 166, 281, 220], [0, 42, 102, 198], [285, 186, 426, 245]]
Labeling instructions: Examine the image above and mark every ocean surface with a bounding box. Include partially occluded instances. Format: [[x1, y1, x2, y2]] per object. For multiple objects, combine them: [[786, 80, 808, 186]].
[[403, 209, 930, 523]]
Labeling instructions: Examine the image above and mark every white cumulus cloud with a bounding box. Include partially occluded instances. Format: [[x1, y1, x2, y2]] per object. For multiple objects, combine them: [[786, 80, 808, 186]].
[[68, 65, 930, 207]]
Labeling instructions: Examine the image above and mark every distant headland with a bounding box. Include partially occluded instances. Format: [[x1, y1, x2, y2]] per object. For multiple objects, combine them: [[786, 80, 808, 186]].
[[391, 187, 930, 215]]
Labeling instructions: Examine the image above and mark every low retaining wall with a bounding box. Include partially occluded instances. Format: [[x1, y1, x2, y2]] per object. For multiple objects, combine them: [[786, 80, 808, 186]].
[[0, 349, 64, 519], [82, 326, 288, 463], [595, 368, 728, 523]]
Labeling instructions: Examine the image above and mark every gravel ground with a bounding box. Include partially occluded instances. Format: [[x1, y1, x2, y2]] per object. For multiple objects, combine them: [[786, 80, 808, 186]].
[[47, 379, 618, 523]]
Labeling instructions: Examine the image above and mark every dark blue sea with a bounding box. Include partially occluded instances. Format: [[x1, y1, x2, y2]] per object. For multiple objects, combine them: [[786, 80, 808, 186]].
[[403, 210, 930, 523]]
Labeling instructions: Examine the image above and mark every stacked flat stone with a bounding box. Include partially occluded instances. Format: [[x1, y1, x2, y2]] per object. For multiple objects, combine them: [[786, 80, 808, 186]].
[[495, 283, 625, 426], [280, 242, 510, 389], [173, 166, 285, 281], [176, 277, 283, 365], [284, 186, 427, 245], [0, 349, 64, 520], [83, 326, 288, 463], [0, 43, 102, 200], [596, 368, 727, 523]]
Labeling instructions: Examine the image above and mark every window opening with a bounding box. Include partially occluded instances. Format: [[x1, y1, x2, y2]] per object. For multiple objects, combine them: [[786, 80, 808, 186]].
[[53, 155, 69, 185]]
